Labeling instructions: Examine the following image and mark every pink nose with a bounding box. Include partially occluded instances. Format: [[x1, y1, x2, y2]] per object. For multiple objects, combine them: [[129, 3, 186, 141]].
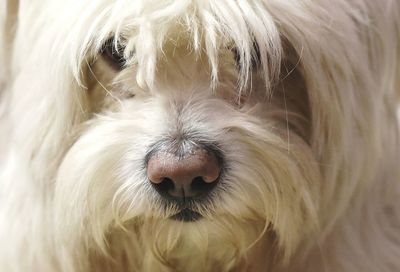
[[147, 148, 221, 199]]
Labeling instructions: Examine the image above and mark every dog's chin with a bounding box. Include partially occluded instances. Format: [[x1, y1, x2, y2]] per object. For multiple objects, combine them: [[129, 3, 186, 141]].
[[171, 208, 203, 222]]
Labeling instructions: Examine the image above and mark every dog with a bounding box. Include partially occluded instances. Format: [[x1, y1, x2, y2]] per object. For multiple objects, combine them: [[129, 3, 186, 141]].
[[0, 0, 399, 271]]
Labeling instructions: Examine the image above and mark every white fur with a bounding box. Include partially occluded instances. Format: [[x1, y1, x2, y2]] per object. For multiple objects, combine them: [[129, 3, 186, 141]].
[[0, 0, 399, 271]]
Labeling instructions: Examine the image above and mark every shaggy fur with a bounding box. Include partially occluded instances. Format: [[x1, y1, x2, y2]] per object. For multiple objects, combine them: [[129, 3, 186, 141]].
[[0, 0, 400, 271]]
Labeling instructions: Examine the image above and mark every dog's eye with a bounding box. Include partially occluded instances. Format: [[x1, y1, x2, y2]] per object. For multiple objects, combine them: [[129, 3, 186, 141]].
[[101, 38, 126, 70], [233, 42, 261, 69]]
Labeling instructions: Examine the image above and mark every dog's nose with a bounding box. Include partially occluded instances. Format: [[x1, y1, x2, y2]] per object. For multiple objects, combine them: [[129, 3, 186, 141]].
[[147, 147, 221, 200]]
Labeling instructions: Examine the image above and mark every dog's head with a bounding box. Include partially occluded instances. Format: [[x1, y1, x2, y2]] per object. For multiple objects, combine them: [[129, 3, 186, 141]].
[[12, 0, 396, 270]]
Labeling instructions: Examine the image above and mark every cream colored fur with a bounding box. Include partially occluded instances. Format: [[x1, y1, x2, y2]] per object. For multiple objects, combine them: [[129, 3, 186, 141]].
[[0, 0, 399, 271]]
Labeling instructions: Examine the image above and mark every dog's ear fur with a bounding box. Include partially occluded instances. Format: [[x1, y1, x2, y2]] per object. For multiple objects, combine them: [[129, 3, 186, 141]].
[[1, 0, 91, 182], [0, 0, 18, 95]]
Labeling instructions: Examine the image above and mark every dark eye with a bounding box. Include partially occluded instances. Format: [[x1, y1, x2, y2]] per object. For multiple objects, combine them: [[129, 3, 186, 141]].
[[233, 41, 261, 69], [100, 38, 126, 70]]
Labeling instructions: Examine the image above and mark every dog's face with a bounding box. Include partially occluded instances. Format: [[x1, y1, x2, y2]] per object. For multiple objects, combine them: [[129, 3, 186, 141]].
[[13, 0, 381, 270]]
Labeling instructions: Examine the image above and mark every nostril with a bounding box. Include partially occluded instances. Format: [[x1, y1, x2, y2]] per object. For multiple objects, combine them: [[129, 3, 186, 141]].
[[151, 177, 175, 198], [191, 176, 218, 196]]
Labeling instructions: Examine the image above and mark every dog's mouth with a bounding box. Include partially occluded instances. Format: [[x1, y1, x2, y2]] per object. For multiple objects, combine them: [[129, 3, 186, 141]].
[[171, 208, 202, 222]]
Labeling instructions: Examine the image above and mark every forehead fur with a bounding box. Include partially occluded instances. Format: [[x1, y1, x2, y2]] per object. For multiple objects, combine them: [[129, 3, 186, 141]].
[[51, 0, 283, 90]]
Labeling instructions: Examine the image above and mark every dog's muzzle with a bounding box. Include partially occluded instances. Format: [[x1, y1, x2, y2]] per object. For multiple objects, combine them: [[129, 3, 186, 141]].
[[146, 142, 223, 221]]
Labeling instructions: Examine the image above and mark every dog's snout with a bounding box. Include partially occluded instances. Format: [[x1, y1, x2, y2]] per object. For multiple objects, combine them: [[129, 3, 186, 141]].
[[147, 147, 221, 200]]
